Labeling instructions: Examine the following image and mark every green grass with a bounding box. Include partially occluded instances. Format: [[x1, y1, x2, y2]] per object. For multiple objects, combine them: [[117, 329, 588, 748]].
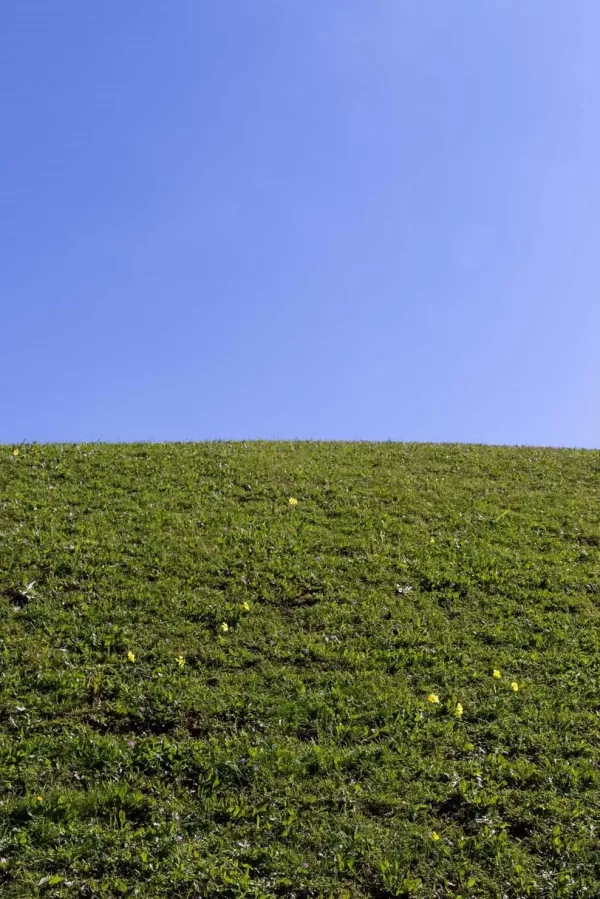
[[1, 442, 600, 899]]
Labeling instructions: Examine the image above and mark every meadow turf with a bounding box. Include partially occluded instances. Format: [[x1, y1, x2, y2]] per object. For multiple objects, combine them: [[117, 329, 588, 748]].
[[1, 441, 599, 898]]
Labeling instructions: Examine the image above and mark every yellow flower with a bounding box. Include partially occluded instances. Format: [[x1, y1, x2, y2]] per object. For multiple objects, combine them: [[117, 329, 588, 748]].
[[427, 693, 440, 704], [454, 702, 463, 718], [221, 622, 229, 633], [493, 669, 502, 679], [511, 681, 519, 692], [288, 497, 298, 506], [177, 655, 185, 668], [127, 651, 135, 663], [241, 601, 250, 612], [36, 795, 43, 802], [12, 448, 19, 456], [431, 831, 440, 841]]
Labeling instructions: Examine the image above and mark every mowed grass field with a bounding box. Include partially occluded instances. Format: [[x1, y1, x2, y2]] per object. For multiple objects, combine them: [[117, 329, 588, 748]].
[[1, 442, 599, 899]]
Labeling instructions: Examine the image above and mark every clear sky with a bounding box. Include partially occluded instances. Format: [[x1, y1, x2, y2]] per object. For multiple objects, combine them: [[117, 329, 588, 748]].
[[1, 1, 598, 446]]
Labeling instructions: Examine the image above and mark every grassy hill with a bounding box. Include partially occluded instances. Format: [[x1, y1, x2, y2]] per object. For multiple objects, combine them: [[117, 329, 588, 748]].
[[1, 442, 599, 898]]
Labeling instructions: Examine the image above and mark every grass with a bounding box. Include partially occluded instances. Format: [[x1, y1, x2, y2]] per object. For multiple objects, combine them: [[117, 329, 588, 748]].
[[1, 441, 599, 898]]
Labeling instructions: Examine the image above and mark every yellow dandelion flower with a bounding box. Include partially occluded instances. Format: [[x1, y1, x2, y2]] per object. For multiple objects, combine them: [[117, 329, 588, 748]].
[[454, 702, 463, 718], [431, 831, 440, 841], [427, 693, 440, 704], [13, 448, 19, 456], [36, 795, 43, 802], [288, 497, 298, 506], [511, 681, 519, 692], [127, 651, 135, 663], [221, 622, 229, 633], [241, 601, 250, 612], [493, 669, 502, 679], [177, 655, 185, 668]]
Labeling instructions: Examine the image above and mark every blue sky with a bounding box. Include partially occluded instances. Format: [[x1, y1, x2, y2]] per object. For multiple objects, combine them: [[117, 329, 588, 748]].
[[1, 1, 598, 446]]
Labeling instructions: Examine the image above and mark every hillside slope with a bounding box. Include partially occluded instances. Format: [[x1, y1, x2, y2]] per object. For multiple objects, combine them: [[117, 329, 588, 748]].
[[1, 442, 599, 898]]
